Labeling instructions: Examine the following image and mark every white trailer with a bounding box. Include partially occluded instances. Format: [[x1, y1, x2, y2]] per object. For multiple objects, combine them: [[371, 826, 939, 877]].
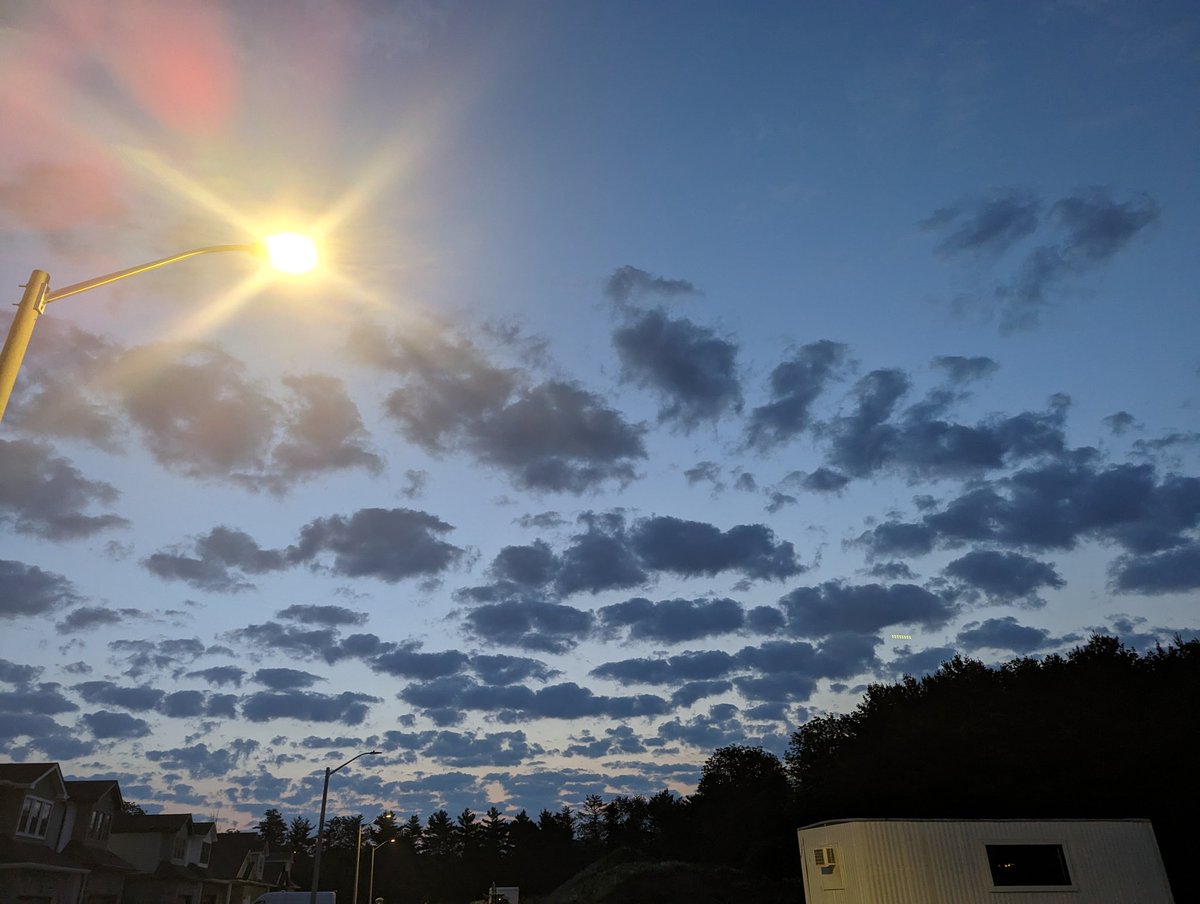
[[797, 818, 1173, 903]]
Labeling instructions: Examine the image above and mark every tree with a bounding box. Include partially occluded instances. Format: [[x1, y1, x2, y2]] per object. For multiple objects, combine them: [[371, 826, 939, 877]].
[[257, 808, 287, 848], [423, 809, 454, 858], [121, 801, 146, 817], [286, 815, 314, 853], [579, 794, 605, 848], [693, 746, 794, 876]]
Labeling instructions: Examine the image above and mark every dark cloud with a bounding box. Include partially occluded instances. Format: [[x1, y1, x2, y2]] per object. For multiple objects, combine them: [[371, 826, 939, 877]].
[[276, 604, 368, 626], [357, 322, 645, 494], [240, 690, 380, 724], [399, 677, 669, 722], [955, 616, 1064, 654], [1104, 411, 1137, 435], [603, 265, 697, 304], [932, 355, 999, 384], [0, 438, 128, 539], [143, 526, 287, 592], [590, 650, 738, 686], [0, 659, 42, 686], [866, 561, 917, 581], [943, 550, 1065, 605], [116, 342, 282, 481], [461, 600, 594, 654], [421, 729, 544, 768], [470, 654, 559, 685], [798, 468, 851, 493], [922, 189, 1040, 257], [74, 681, 165, 712], [56, 606, 139, 634], [0, 685, 78, 715], [159, 690, 206, 718], [598, 597, 745, 644], [780, 582, 958, 637], [253, 668, 324, 690], [490, 541, 557, 588], [0, 560, 81, 618], [368, 645, 470, 680], [265, 374, 383, 490], [146, 741, 259, 779], [862, 457, 1200, 561], [1111, 542, 1200, 594], [555, 514, 646, 596], [684, 460, 723, 489], [613, 309, 742, 428], [224, 622, 339, 660], [824, 369, 909, 476], [291, 507, 464, 582], [563, 725, 647, 758], [0, 712, 94, 759], [184, 666, 245, 688], [630, 516, 803, 581], [81, 710, 152, 739], [886, 644, 959, 678], [746, 341, 848, 449]]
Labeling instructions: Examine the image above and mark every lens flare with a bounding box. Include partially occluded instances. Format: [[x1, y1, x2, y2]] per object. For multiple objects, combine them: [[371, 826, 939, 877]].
[[264, 232, 318, 274]]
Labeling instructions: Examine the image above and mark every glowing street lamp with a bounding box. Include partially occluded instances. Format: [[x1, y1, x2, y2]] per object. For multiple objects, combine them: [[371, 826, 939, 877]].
[[0, 234, 317, 422], [366, 836, 396, 904]]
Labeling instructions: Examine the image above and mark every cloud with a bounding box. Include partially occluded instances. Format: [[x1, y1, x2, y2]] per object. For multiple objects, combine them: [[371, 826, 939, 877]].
[[240, 690, 380, 724], [780, 582, 957, 637], [1111, 542, 1200, 594], [420, 729, 545, 768], [0, 686, 78, 715], [224, 622, 339, 660], [598, 598, 746, 644], [591, 650, 739, 685], [0, 660, 42, 687], [263, 374, 384, 490], [184, 666, 245, 688], [146, 741, 260, 779], [461, 600, 594, 654], [554, 513, 647, 596], [613, 308, 742, 428], [81, 710, 152, 739], [0, 439, 128, 539], [955, 616, 1066, 654], [368, 645, 470, 680], [747, 341, 849, 449], [490, 541, 557, 588], [921, 188, 1040, 257], [292, 507, 464, 582], [398, 677, 669, 722], [469, 654, 559, 685], [630, 516, 803, 581], [0, 560, 81, 618], [252, 668, 324, 690], [56, 606, 140, 634], [932, 355, 999, 384], [943, 550, 1065, 605], [74, 681, 165, 712], [357, 322, 645, 494], [1103, 411, 1137, 435], [603, 266, 698, 304], [276, 604, 368, 626], [143, 526, 287, 592]]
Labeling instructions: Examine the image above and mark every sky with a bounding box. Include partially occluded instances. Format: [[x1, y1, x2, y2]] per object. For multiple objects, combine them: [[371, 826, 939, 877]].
[[1, 0, 1198, 831]]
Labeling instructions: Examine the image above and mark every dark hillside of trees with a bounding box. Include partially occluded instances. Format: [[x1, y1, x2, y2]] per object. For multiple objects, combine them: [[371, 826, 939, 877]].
[[269, 635, 1196, 903]]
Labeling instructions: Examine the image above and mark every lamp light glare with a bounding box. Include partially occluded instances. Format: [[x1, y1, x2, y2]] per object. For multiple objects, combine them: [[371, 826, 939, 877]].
[[264, 232, 318, 274]]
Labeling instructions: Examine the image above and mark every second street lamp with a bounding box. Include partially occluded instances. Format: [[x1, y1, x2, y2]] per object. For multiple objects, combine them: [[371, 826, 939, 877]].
[[0, 234, 318, 422], [367, 836, 396, 904]]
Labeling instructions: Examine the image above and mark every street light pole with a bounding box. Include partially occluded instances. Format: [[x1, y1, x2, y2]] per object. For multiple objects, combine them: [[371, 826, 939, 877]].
[[0, 236, 316, 422], [309, 750, 381, 904], [367, 837, 395, 904]]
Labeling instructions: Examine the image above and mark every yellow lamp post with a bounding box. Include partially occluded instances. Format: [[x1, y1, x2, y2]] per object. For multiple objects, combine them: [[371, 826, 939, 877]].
[[0, 233, 317, 422]]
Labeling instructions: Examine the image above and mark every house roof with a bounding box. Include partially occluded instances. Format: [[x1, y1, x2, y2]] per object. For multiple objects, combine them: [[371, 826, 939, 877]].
[[207, 832, 267, 878], [65, 779, 123, 807], [113, 812, 194, 834], [61, 839, 138, 873], [0, 837, 89, 873], [0, 762, 62, 789]]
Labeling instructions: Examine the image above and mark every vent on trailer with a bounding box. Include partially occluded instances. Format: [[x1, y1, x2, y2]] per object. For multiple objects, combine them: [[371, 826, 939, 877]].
[[813, 846, 837, 868]]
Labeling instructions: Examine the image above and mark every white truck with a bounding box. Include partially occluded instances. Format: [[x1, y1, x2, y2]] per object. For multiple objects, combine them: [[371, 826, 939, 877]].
[[252, 894, 335, 904]]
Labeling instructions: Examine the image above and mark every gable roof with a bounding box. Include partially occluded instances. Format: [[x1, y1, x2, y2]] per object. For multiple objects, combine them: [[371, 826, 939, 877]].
[[113, 812, 194, 835], [65, 779, 123, 808], [0, 762, 67, 798]]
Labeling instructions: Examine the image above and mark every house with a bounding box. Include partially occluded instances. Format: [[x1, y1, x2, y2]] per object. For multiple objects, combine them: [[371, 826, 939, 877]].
[[202, 832, 276, 904], [63, 779, 137, 904], [797, 817, 1175, 903], [0, 762, 89, 904], [109, 812, 212, 904]]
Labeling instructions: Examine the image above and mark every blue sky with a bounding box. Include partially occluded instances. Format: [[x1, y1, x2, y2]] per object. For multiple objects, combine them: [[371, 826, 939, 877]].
[[1, 0, 1197, 829]]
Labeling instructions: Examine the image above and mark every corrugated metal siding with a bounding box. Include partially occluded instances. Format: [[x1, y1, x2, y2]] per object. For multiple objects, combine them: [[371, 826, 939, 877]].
[[797, 819, 1174, 904]]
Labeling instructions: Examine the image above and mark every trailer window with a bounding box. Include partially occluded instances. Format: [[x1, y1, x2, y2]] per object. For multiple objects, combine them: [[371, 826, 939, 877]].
[[985, 844, 1071, 886]]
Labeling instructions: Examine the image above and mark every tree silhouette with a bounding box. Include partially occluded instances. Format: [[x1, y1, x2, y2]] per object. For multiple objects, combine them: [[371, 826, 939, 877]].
[[256, 807, 287, 848]]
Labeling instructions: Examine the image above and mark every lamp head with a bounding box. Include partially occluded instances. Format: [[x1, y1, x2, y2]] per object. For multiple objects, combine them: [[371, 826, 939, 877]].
[[264, 232, 318, 274]]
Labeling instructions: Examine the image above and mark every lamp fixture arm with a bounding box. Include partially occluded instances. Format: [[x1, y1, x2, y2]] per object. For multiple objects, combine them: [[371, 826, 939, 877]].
[[44, 243, 259, 304]]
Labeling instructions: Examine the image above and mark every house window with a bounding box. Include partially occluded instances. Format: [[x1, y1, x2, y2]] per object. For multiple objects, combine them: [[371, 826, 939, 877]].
[[986, 844, 1072, 887], [199, 841, 212, 865], [88, 809, 112, 841], [173, 835, 187, 860], [16, 796, 53, 838]]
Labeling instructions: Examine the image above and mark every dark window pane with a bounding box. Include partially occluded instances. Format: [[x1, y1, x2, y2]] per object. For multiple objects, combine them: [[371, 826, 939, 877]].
[[986, 844, 1071, 886]]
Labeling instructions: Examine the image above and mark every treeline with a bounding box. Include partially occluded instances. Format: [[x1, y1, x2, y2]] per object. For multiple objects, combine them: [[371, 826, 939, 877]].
[[260, 635, 1197, 903]]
